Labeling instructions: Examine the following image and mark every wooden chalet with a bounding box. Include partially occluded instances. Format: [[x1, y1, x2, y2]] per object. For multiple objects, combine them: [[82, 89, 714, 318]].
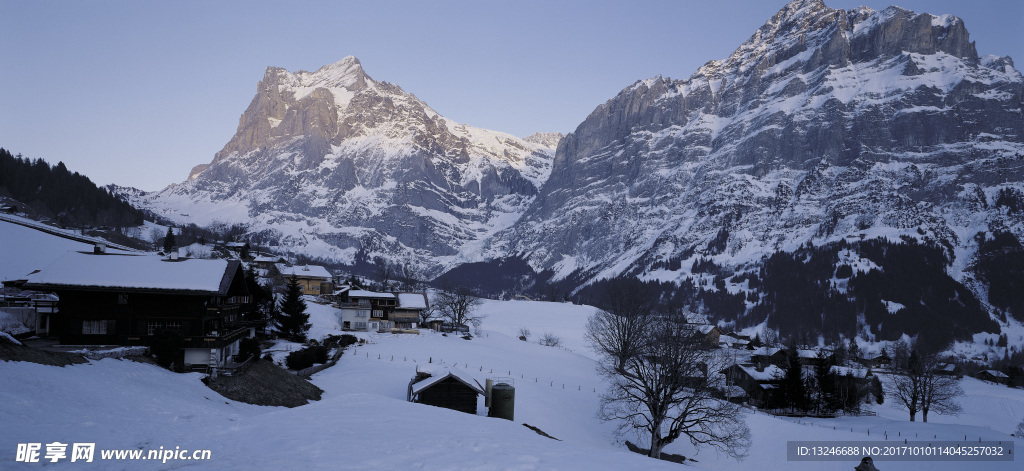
[[21, 250, 257, 370], [337, 289, 423, 332], [273, 263, 333, 296], [858, 351, 892, 369], [393, 292, 429, 329], [976, 369, 1010, 385], [721, 363, 784, 408], [408, 366, 483, 414]]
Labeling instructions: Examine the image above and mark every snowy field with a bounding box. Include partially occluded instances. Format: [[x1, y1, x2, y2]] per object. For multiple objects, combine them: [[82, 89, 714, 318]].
[[2, 297, 1023, 470]]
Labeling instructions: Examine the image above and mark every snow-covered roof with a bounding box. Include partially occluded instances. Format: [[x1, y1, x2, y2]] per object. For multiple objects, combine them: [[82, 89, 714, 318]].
[[693, 324, 719, 335], [349, 289, 394, 299], [397, 293, 428, 309], [254, 255, 283, 263], [410, 368, 483, 396], [983, 370, 1008, 378], [737, 364, 784, 381], [830, 366, 870, 378], [23, 251, 238, 294], [751, 347, 783, 357], [275, 264, 332, 279], [797, 349, 819, 359]]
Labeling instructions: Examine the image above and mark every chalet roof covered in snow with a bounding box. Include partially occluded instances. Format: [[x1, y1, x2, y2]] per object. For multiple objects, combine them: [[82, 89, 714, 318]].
[[738, 364, 784, 382], [983, 369, 1009, 378], [349, 289, 395, 299], [397, 293, 428, 309], [410, 367, 483, 396], [275, 264, 332, 279], [23, 251, 239, 294]]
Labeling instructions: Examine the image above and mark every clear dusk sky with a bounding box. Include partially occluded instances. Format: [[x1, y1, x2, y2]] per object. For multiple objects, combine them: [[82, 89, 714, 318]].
[[1, 0, 1021, 192]]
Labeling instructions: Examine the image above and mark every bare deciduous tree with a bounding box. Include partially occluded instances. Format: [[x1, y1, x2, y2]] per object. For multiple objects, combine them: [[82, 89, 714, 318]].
[[919, 355, 963, 422], [890, 344, 963, 422], [432, 284, 484, 331], [593, 319, 750, 460], [585, 308, 652, 372]]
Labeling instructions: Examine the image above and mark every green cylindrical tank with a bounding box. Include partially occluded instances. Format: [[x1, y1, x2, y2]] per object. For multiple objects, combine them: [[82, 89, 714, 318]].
[[489, 382, 515, 421]]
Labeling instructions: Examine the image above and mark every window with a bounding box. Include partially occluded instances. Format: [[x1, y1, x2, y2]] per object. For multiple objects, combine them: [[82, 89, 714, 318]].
[[147, 321, 182, 335], [117, 294, 128, 304], [372, 310, 384, 318], [355, 322, 367, 330], [356, 310, 369, 318], [82, 320, 113, 335]]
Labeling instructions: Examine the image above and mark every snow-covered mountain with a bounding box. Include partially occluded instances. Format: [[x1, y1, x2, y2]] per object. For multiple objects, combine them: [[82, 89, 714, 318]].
[[482, 0, 1023, 284], [137, 56, 558, 276], [133, 0, 1024, 345]]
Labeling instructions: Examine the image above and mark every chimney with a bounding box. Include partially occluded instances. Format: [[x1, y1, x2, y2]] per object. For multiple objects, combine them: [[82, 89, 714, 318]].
[[93, 243, 106, 254]]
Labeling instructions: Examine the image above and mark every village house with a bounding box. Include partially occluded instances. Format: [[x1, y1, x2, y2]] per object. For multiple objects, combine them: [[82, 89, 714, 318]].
[[393, 292, 429, 329], [976, 369, 1010, 385], [20, 249, 257, 371], [273, 263, 333, 296], [721, 363, 784, 409], [337, 289, 428, 332], [857, 351, 892, 369]]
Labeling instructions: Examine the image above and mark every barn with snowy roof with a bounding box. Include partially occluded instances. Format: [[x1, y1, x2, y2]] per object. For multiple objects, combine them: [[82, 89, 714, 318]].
[[408, 365, 484, 415]]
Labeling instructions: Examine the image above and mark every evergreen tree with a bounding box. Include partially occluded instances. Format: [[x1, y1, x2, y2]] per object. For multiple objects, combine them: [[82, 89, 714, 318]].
[[848, 337, 861, 365], [163, 227, 176, 253], [781, 344, 808, 411], [276, 275, 310, 342]]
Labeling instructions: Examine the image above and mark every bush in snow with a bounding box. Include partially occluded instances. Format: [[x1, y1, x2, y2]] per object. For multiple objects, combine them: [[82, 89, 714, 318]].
[[285, 345, 330, 370], [518, 327, 531, 341], [1017, 418, 1024, 438], [538, 332, 562, 347]]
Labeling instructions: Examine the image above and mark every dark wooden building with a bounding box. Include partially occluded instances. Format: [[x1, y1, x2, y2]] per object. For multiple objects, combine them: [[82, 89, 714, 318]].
[[21, 250, 256, 369], [721, 363, 784, 408], [408, 367, 483, 414]]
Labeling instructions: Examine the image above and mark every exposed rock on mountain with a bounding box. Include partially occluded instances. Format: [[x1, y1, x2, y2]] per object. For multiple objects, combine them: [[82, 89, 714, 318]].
[[486, 0, 1023, 289], [140, 57, 556, 274]]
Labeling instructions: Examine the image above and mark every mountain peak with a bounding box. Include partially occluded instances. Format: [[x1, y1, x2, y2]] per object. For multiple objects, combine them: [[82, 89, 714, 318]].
[[295, 55, 370, 92]]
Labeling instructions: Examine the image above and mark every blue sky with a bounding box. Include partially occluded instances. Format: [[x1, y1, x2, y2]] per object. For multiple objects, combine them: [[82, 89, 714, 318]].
[[1, 0, 1021, 191]]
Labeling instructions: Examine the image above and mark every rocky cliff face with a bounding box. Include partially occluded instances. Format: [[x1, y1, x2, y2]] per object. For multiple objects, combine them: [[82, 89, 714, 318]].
[[141, 57, 555, 275], [485, 0, 1024, 285]]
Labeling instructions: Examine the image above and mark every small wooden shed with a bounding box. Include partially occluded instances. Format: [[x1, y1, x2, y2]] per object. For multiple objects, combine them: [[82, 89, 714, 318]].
[[408, 366, 483, 415]]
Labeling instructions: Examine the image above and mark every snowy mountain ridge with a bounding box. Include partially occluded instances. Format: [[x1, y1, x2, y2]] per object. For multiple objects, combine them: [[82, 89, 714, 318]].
[[138, 56, 558, 275], [481, 0, 1023, 286], [134, 0, 1024, 342]]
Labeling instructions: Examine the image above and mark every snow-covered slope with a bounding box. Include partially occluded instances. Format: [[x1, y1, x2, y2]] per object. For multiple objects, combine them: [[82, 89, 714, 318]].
[[486, 0, 1024, 284], [2, 298, 1021, 470], [137, 56, 558, 276]]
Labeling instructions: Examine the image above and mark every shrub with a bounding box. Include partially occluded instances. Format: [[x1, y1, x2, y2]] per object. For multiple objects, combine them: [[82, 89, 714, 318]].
[[285, 345, 331, 370], [149, 329, 184, 368], [238, 338, 261, 362], [323, 334, 359, 349], [539, 332, 562, 347]]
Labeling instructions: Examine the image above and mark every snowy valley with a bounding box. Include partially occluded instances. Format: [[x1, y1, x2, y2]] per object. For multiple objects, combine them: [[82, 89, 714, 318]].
[[2, 297, 1023, 470]]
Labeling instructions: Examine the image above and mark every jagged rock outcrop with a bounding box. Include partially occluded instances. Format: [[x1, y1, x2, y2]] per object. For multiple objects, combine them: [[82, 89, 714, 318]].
[[140, 57, 555, 274]]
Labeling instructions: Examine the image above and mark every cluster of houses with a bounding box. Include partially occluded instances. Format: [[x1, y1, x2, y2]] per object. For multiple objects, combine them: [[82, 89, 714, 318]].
[[0, 240, 434, 372], [720, 347, 878, 409]]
